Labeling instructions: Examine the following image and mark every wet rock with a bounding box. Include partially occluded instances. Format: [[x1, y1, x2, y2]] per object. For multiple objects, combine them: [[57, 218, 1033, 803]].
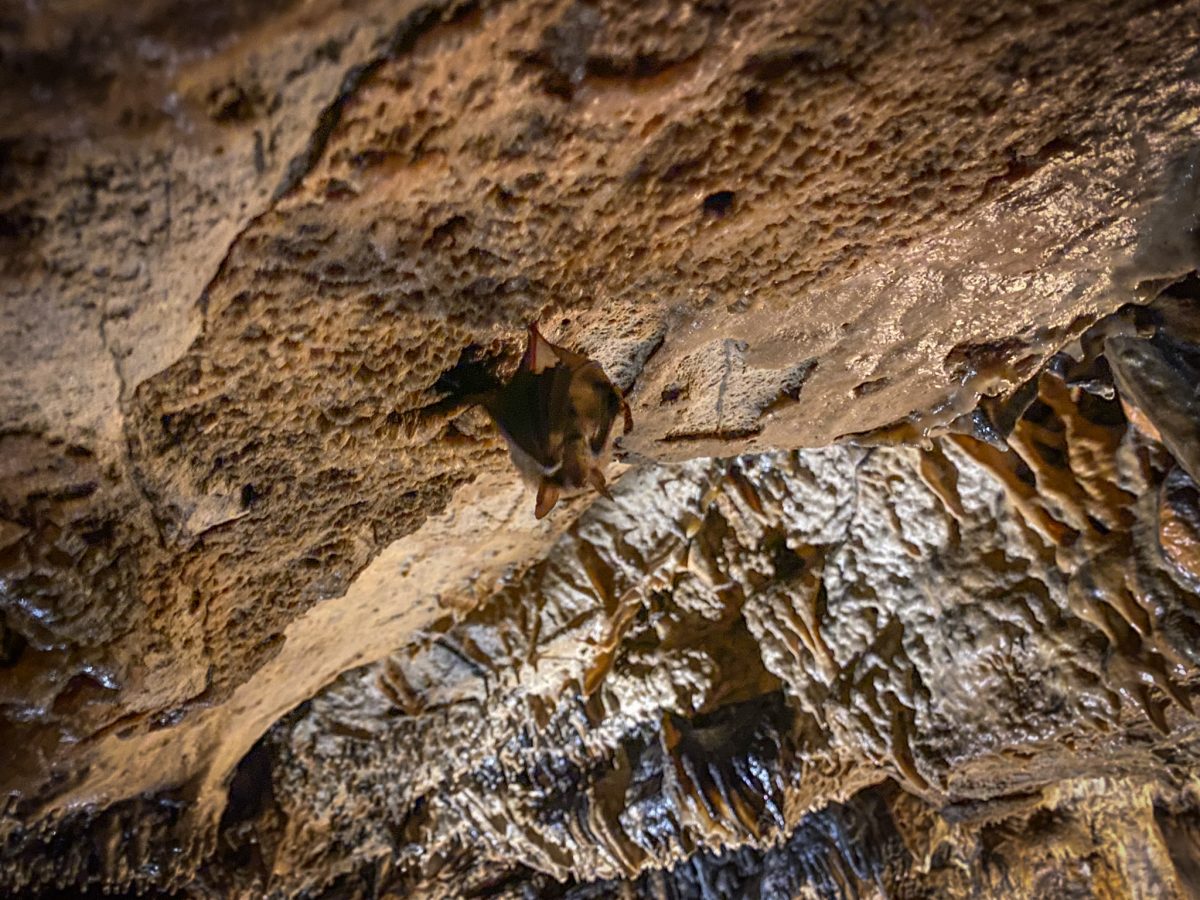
[[4, 0, 1200, 895], [1161, 466, 1200, 587], [1107, 335, 1200, 486]]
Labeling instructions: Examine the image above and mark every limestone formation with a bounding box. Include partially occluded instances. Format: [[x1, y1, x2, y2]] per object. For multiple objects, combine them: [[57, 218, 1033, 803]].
[[3, 0, 1200, 897]]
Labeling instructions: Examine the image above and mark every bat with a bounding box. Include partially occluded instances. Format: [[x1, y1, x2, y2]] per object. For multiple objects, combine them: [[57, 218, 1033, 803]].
[[481, 324, 633, 519]]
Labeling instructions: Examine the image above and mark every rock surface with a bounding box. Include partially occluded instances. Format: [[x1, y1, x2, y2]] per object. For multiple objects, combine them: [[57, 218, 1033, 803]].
[[3, 0, 1200, 896]]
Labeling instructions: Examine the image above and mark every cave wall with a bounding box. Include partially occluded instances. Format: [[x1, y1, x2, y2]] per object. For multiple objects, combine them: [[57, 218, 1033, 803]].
[[3, 0, 1200, 896], [221, 304, 1200, 897]]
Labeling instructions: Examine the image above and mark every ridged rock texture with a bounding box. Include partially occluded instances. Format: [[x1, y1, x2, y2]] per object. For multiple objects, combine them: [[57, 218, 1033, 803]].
[[3, 0, 1200, 896]]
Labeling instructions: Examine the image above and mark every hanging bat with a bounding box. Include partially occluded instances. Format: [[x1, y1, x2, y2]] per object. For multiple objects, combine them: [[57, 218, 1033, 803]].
[[480, 324, 633, 519]]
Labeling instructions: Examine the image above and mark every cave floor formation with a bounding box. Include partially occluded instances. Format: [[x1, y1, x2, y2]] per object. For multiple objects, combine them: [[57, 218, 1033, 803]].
[[4, 0, 1200, 897]]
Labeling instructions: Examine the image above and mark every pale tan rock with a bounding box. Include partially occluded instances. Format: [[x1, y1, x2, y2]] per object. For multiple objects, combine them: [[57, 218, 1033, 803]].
[[4, 0, 1200, 895]]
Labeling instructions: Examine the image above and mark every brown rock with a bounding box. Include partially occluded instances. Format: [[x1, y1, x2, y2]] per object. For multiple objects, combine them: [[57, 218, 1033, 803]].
[[4, 0, 1200, 895]]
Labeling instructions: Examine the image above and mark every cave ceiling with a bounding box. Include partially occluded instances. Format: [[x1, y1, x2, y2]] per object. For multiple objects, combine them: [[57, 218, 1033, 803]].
[[3, 0, 1200, 897]]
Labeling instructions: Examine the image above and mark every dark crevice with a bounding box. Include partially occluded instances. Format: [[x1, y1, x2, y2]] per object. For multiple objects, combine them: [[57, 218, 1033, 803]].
[[562, 782, 907, 900], [431, 343, 504, 407], [702, 190, 736, 217], [220, 739, 275, 830]]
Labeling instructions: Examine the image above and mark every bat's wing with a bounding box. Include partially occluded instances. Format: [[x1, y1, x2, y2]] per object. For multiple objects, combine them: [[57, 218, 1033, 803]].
[[485, 367, 575, 480], [486, 372, 550, 466], [516, 324, 578, 471], [534, 481, 561, 519]]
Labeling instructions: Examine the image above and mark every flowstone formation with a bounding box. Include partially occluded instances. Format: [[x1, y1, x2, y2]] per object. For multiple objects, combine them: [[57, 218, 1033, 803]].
[[186, 289, 1200, 899], [4, 0, 1200, 897]]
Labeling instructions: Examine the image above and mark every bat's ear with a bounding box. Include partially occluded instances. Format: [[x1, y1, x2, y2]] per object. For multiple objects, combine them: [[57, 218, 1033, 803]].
[[534, 480, 561, 519], [620, 398, 634, 435], [524, 323, 562, 374], [587, 467, 613, 501]]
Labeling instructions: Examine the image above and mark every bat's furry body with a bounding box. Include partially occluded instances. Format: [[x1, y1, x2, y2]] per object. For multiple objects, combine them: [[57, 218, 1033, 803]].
[[482, 325, 631, 518]]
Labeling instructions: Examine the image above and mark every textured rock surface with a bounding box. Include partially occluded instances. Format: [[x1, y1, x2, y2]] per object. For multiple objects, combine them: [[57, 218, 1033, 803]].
[[198, 311, 1200, 897], [3, 0, 1200, 896]]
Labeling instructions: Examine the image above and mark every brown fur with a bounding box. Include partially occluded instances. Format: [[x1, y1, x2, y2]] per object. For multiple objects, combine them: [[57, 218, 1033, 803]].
[[482, 324, 631, 518]]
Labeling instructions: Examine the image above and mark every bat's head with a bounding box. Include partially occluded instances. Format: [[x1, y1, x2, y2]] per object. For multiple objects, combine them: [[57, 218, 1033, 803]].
[[568, 361, 625, 459]]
